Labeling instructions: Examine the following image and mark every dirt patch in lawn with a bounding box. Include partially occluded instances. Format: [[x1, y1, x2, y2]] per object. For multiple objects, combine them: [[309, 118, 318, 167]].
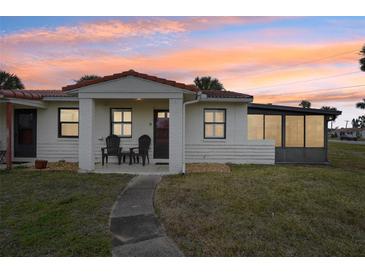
[[186, 163, 231, 173], [27, 161, 79, 172]]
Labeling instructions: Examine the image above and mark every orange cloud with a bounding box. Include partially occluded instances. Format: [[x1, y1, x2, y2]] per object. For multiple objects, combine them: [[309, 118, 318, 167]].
[[2, 38, 363, 88], [254, 89, 365, 105]]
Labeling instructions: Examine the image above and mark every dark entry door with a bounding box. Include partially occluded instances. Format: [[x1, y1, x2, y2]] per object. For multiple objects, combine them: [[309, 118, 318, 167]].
[[14, 109, 37, 158], [154, 110, 169, 159]]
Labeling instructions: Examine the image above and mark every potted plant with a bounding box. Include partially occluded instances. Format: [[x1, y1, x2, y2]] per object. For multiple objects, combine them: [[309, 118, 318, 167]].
[[35, 159, 48, 169]]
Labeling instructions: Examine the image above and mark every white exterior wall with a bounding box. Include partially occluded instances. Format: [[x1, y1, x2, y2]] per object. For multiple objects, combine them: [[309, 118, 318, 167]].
[[15, 101, 79, 162], [3, 98, 275, 167], [185, 102, 275, 164], [0, 104, 6, 150], [169, 98, 183, 173], [78, 99, 95, 171]]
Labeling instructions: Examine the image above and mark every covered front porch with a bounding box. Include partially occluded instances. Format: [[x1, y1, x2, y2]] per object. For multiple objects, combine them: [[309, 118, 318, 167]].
[[78, 97, 185, 174], [69, 73, 196, 174]]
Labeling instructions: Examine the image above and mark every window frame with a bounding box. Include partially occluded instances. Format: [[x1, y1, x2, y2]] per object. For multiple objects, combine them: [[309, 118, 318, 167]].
[[283, 114, 325, 148], [305, 115, 325, 148], [58, 107, 79, 138], [284, 114, 305, 148], [264, 114, 282, 147], [247, 114, 282, 147], [110, 108, 133, 138], [203, 108, 226, 139]]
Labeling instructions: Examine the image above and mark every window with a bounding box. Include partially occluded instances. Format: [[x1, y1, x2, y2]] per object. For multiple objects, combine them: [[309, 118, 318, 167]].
[[305, 115, 324, 147], [248, 114, 264, 140], [248, 114, 282, 147], [111, 109, 132, 137], [58, 108, 79, 138], [265, 115, 282, 147], [285, 115, 304, 147], [204, 109, 226, 139]]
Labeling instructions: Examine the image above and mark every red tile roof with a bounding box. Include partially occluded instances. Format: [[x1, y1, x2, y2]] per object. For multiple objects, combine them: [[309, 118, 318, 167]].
[[0, 70, 253, 101], [0, 89, 67, 100], [62, 69, 199, 92], [201, 89, 252, 99]]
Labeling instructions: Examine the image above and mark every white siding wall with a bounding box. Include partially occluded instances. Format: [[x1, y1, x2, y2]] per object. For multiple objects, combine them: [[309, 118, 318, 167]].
[[0, 104, 6, 150], [5, 98, 275, 166], [185, 102, 275, 164], [27, 101, 79, 162]]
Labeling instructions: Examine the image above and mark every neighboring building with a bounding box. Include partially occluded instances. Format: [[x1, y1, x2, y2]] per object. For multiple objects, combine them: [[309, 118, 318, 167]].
[[0, 70, 341, 173], [333, 128, 365, 139]]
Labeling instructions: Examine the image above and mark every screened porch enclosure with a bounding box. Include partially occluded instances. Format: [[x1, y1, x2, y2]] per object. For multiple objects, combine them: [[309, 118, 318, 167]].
[[247, 107, 328, 163]]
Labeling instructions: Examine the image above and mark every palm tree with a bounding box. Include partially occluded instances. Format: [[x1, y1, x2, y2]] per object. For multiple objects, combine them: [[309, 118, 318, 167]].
[[321, 106, 339, 127], [360, 44, 365, 72], [75, 74, 101, 84], [299, 100, 311, 108], [356, 98, 365, 109], [0, 71, 25, 90], [194, 76, 224, 90]]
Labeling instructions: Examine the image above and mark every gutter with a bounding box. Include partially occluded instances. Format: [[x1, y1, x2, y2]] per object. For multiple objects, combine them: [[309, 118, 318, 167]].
[[182, 91, 202, 174]]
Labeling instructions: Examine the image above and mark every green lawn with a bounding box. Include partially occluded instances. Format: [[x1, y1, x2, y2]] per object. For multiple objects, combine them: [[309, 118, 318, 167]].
[[0, 170, 132, 256], [156, 143, 365, 256]]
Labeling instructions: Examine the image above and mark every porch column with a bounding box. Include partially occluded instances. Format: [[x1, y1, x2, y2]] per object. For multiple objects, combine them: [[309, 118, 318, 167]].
[[6, 102, 13, 170], [78, 98, 95, 171], [169, 98, 183, 173]]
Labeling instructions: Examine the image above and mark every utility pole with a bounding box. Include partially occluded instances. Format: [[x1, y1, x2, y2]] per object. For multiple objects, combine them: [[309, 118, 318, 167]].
[[345, 120, 350, 128]]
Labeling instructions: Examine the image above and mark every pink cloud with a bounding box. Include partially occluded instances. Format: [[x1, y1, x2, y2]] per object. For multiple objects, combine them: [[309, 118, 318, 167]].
[[1, 18, 186, 45], [0, 17, 282, 46]]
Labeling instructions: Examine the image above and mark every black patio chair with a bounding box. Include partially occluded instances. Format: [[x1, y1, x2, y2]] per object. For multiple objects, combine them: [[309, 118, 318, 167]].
[[130, 135, 151, 166], [0, 150, 6, 164], [101, 135, 122, 165]]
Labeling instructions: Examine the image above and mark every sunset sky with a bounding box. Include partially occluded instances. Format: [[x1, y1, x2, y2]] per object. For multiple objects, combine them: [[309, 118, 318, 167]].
[[0, 16, 364, 127]]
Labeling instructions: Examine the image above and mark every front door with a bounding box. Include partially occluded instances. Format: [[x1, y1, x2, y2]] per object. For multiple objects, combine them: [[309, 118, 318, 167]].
[[154, 110, 169, 159], [14, 109, 37, 158]]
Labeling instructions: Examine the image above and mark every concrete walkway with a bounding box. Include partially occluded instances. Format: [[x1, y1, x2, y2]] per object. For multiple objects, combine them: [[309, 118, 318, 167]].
[[110, 175, 183, 257]]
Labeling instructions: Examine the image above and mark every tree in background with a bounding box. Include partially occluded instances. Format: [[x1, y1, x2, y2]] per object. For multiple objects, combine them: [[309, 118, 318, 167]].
[[352, 115, 365, 128], [299, 100, 311, 108], [75, 75, 101, 83], [194, 76, 224, 90], [360, 44, 365, 72], [0, 71, 25, 90], [356, 98, 365, 110], [321, 106, 339, 129]]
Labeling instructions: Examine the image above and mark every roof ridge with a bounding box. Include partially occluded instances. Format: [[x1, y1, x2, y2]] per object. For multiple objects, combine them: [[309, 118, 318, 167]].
[[62, 69, 199, 92]]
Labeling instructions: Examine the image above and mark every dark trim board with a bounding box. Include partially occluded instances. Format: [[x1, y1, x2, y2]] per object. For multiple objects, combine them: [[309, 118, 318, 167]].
[[58, 107, 79, 138], [153, 109, 169, 159], [109, 108, 133, 138], [249, 103, 341, 116], [203, 108, 227, 139]]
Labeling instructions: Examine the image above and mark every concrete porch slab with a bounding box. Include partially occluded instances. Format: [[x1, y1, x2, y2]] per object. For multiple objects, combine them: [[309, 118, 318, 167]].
[[94, 163, 171, 175]]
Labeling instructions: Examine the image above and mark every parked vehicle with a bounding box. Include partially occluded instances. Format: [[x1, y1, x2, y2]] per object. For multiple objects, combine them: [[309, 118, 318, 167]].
[[340, 136, 358, 141]]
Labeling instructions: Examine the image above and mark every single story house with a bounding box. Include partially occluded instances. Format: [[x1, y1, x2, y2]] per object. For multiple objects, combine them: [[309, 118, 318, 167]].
[[333, 128, 365, 139], [0, 70, 341, 174]]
